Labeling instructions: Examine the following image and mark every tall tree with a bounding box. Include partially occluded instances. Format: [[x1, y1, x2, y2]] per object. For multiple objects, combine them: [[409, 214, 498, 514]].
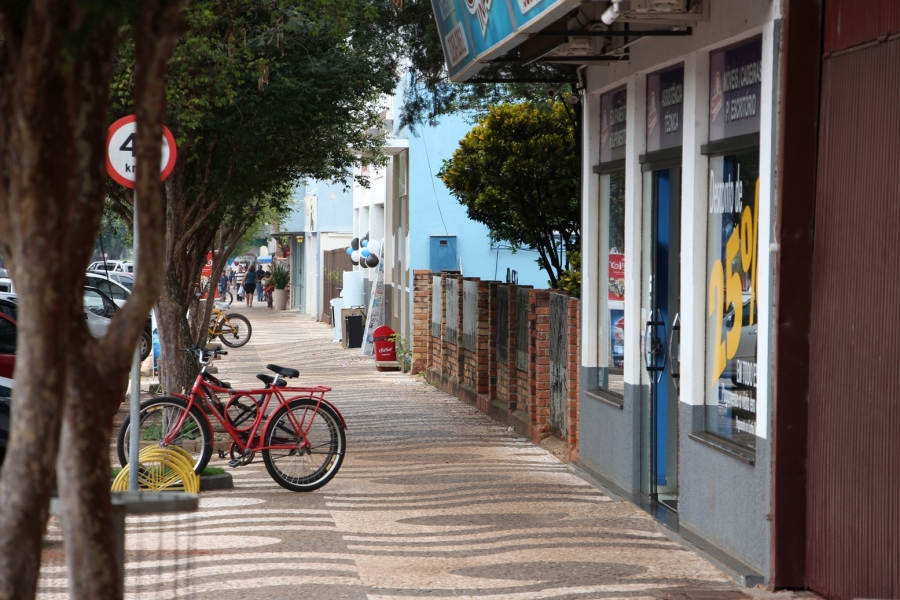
[[0, 1, 184, 598], [107, 0, 399, 394], [438, 100, 580, 288]]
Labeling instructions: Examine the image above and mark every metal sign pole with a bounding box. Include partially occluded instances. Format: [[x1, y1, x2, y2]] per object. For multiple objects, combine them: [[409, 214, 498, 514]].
[[129, 191, 140, 491]]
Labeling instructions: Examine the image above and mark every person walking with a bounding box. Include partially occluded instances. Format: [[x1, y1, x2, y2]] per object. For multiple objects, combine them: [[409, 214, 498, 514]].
[[263, 272, 274, 309], [218, 270, 228, 302], [255, 264, 265, 302], [234, 263, 244, 293], [242, 264, 257, 308]]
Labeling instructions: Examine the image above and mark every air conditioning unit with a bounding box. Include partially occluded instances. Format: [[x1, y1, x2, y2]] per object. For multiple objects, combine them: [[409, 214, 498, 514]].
[[629, 0, 687, 11]]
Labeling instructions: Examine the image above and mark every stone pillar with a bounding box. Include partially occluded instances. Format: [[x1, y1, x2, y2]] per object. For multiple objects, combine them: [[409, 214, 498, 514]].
[[411, 270, 432, 374], [531, 290, 552, 438], [567, 296, 581, 461]]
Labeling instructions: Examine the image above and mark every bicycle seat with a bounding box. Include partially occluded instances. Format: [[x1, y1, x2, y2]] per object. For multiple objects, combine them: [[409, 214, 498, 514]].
[[266, 364, 299, 378], [213, 301, 230, 310], [257, 373, 286, 387]]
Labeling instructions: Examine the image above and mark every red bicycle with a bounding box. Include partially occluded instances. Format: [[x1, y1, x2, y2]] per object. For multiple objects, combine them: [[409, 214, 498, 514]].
[[117, 346, 347, 492]]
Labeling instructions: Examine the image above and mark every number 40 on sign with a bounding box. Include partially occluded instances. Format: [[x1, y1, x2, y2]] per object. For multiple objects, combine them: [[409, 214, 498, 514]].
[[106, 115, 177, 189]]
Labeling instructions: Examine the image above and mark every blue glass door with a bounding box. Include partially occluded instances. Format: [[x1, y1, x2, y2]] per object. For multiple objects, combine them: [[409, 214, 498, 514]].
[[644, 167, 681, 511]]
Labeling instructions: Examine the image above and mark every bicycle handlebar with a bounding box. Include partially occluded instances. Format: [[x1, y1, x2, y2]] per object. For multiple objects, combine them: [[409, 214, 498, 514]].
[[184, 345, 228, 364]]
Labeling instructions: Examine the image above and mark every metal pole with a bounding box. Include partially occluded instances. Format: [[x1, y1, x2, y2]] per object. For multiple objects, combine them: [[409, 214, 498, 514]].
[[129, 191, 140, 491]]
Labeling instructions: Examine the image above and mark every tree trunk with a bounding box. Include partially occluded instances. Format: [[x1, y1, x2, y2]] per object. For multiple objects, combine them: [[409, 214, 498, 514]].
[[0, 3, 184, 598], [57, 346, 127, 599], [158, 292, 198, 395]]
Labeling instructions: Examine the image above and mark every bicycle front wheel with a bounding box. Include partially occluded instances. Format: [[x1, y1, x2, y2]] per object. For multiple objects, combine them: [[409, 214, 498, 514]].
[[218, 313, 252, 348], [262, 399, 345, 492], [117, 396, 213, 474]]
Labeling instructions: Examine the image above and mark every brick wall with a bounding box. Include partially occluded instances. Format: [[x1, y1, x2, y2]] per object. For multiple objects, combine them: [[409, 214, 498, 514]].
[[411, 272, 580, 458], [411, 270, 431, 374]]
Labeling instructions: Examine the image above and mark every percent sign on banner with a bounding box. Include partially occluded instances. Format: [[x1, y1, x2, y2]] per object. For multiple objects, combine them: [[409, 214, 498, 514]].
[[106, 115, 177, 188]]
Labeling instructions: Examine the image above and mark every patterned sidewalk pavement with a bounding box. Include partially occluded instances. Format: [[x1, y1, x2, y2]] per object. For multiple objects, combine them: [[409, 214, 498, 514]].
[[39, 307, 811, 599]]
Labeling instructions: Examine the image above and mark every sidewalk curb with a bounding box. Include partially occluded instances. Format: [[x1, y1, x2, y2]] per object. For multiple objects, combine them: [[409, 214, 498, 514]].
[[200, 473, 233, 491]]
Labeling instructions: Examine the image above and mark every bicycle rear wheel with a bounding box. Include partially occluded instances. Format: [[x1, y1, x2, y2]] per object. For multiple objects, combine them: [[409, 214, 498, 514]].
[[218, 313, 252, 348], [262, 398, 345, 492], [117, 396, 213, 474]]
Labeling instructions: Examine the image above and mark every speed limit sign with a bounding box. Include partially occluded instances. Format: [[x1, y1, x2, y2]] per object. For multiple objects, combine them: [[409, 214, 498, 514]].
[[106, 115, 177, 189]]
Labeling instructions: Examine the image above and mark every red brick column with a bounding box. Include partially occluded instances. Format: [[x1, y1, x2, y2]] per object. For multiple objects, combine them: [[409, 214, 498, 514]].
[[531, 290, 552, 439], [480, 282, 498, 413], [567, 297, 580, 460], [411, 270, 432, 375]]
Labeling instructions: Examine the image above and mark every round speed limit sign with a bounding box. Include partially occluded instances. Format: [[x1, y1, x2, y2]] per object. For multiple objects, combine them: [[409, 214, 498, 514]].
[[106, 115, 177, 189]]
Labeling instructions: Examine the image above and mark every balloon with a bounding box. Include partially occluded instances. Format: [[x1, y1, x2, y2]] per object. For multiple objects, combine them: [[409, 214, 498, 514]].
[[360, 248, 370, 258], [346, 247, 353, 255], [351, 250, 360, 263], [350, 238, 359, 250], [367, 240, 381, 256], [361, 239, 368, 247], [365, 254, 379, 268]]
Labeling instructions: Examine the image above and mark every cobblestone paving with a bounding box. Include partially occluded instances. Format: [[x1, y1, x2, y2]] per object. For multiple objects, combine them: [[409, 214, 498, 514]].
[[38, 308, 809, 599]]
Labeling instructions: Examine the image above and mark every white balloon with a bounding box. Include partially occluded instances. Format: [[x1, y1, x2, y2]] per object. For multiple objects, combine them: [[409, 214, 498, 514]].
[[367, 240, 381, 256], [351, 250, 360, 262]]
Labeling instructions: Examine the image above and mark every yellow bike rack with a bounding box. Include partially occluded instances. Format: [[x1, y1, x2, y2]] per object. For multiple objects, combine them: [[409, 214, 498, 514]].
[[111, 445, 201, 494]]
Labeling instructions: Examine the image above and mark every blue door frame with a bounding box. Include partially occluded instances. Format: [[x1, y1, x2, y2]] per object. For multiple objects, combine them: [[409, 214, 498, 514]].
[[646, 167, 681, 510]]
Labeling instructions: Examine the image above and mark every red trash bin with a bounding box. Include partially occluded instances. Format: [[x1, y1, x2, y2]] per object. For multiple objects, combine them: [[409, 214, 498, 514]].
[[373, 325, 397, 362]]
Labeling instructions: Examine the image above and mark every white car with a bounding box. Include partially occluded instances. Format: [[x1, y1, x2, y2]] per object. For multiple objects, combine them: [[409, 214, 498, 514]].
[[87, 260, 133, 273], [0, 269, 13, 296], [85, 272, 131, 307]]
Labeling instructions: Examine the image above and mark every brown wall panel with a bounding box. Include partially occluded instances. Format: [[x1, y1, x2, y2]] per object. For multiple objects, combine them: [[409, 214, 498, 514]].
[[807, 36, 900, 600], [825, 0, 900, 52]]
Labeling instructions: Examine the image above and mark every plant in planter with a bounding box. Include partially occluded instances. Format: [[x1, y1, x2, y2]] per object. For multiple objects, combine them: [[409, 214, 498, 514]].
[[388, 333, 411, 372], [270, 262, 290, 310]]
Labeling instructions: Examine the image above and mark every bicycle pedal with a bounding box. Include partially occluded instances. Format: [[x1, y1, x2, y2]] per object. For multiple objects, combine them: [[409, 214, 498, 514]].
[[227, 459, 242, 468]]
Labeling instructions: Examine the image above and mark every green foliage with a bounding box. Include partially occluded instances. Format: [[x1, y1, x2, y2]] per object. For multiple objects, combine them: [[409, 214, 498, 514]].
[[270, 261, 290, 290], [438, 100, 580, 288], [92, 207, 133, 261], [388, 332, 411, 372], [557, 251, 581, 298], [108, 0, 400, 229]]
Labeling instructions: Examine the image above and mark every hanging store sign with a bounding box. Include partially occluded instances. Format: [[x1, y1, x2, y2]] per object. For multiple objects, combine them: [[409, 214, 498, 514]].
[[646, 65, 684, 152], [429, 0, 577, 81], [709, 38, 762, 142], [600, 87, 627, 163]]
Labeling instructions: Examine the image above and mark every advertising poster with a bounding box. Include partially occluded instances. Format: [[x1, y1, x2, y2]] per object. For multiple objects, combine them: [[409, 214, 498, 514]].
[[646, 65, 684, 153], [705, 153, 760, 449], [199, 251, 214, 301], [610, 309, 625, 368], [608, 253, 625, 301]]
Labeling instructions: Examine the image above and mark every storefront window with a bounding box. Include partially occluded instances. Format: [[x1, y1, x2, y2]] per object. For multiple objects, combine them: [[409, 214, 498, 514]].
[[601, 171, 625, 395], [705, 151, 759, 448], [596, 86, 627, 398]]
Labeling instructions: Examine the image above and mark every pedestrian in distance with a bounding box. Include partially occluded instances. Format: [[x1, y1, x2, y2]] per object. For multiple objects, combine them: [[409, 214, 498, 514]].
[[218, 270, 228, 301], [243, 263, 257, 308], [256, 264, 265, 301], [263, 272, 274, 309]]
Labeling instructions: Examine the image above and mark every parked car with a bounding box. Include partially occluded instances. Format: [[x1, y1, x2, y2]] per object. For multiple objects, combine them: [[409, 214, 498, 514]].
[[0, 396, 9, 469], [0, 268, 14, 296], [84, 274, 151, 360], [85, 272, 132, 307], [0, 299, 16, 398], [88, 269, 133, 290], [87, 260, 133, 273]]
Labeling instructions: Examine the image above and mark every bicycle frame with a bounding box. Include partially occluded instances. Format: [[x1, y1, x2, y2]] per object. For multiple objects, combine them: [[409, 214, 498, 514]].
[[163, 368, 346, 457]]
